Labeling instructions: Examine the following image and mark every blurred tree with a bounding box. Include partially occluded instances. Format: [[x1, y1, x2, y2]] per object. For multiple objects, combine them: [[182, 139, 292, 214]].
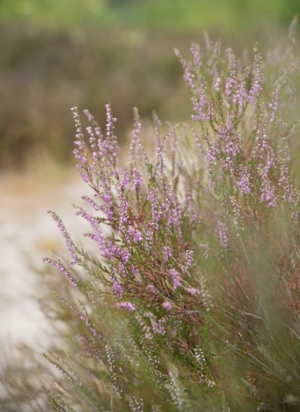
[[0, 0, 108, 25], [109, 0, 135, 7], [232, 0, 251, 29], [280, 0, 300, 25]]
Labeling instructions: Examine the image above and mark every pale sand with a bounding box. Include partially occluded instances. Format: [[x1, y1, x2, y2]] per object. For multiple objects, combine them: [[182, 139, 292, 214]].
[[0, 172, 92, 364]]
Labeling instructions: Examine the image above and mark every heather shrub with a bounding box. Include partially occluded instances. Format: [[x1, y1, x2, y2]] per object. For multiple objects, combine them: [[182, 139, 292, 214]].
[[5, 22, 300, 411]]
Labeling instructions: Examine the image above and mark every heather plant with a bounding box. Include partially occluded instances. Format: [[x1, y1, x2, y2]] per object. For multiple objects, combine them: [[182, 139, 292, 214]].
[[5, 22, 300, 411]]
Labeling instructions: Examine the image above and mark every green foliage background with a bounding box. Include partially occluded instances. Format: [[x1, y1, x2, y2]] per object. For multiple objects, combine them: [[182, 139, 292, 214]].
[[0, 0, 299, 31], [0, 0, 299, 169]]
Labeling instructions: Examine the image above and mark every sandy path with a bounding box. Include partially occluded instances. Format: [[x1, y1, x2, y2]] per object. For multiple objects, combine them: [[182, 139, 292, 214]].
[[0, 172, 92, 363]]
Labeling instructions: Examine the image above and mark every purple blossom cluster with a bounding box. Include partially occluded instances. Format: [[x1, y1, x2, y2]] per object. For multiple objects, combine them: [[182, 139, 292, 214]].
[[47, 33, 300, 331], [42, 27, 300, 411], [42, 257, 78, 286], [47, 211, 79, 264], [217, 220, 229, 250], [178, 38, 300, 218], [162, 301, 172, 311], [169, 269, 182, 290], [116, 302, 136, 311], [46, 99, 207, 325], [163, 246, 173, 261]]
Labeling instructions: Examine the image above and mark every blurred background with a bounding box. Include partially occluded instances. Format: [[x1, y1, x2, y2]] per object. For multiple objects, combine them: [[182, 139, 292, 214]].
[[0, 0, 300, 368], [0, 0, 300, 170]]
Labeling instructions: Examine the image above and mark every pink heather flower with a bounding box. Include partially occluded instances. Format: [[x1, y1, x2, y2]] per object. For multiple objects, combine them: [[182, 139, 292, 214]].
[[164, 189, 182, 235], [162, 301, 172, 311], [187, 288, 202, 296], [119, 262, 127, 277], [157, 319, 166, 335], [269, 84, 281, 122], [120, 169, 130, 189], [146, 284, 159, 294], [163, 246, 173, 261], [79, 315, 101, 340], [47, 211, 79, 265], [111, 278, 123, 298], [43, 258, 78, 287], [82, 196, 100, 211], [218, 220, 229, 250], [116, 302, 136, 311], [190, 42, 201, 67], [199, 243, 209, 259], [128, 227, 143, 242], [132, 168, 143, 188], [214, 77, 221, 92], [148, 189, 162, 230], [169, 269, 181, 289], [249, 47, 263, 103], [184, 250, 194, 268], [79, 172, 89, 182], [131, 266, 140, 276], [238, 170, 251, 195]]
